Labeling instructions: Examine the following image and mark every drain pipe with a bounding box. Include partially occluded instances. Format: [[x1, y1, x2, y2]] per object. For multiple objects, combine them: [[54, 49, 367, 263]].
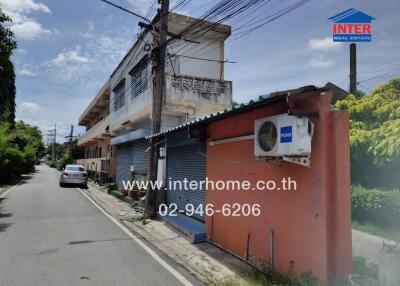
[[269, 228, 275, 272]]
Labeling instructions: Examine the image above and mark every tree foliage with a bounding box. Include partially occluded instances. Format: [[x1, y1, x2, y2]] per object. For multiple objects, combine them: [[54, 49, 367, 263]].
[[0, 8, 17, 126], [0, 122, 45, 182], [335, 77, 400, 188]]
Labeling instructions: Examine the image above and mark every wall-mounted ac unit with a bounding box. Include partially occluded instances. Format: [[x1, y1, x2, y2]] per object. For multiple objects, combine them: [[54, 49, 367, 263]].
[[254, 114, 314, 158]]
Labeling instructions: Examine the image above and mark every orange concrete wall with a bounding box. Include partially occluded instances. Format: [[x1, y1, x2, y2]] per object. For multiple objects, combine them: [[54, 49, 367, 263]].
[[205, 92, 351, 283]]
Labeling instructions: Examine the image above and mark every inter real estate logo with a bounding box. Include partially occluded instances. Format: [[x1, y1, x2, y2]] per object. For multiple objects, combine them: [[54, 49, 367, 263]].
[[328, 8, 375, 42]]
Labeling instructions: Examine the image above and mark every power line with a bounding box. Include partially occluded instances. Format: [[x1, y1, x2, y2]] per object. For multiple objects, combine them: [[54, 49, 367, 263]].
[[359, 63, 400, 75], [100, 0, 153, 24], [171, 53, 237, 63], [176, 0, 311, 66], [145, 0, 158, 19], [358, 70, 399, 84], [146, 0, 159, 20], [171, 0, 192, 12]]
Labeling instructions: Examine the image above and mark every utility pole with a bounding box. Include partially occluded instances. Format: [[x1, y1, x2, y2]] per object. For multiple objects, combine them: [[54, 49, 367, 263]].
[[47, 124, 57, 162], [144, 0, 170, 219], [53, 124, 57, 161], [349, 43, 357, 95], [65, 124, 74, 156]]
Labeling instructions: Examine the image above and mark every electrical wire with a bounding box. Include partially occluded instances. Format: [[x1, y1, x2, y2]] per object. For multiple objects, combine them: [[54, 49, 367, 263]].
[[171, 54, 237, 63], [100, 0, 152, 23], [176, 0, 311, 66], [358, 70, 399, 84], [145, 0, 158, 20], [171, 0, 193, 12]]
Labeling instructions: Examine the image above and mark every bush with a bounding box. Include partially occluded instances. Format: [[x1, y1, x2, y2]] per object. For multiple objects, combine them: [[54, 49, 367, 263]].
[[104, 182, 118, 192], [0, 145, 24, 181], [352, 185, 400, 227], [57, 155, 74, 171], [48, 160, 57, 168], [0, 122, 45, 183]]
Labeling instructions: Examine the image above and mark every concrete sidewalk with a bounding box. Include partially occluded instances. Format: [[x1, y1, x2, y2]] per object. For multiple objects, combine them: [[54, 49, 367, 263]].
[[352, 229, 386, 264], [82, 182, 251, 285]]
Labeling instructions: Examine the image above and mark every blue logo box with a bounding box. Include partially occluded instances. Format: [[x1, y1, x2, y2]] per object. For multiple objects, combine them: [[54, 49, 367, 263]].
[[333, 34, 371, 42], [280, 126, 292, 143]]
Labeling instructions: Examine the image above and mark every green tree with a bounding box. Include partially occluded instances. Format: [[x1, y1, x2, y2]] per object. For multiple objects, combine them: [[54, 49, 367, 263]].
[[46, 142, 64, 161], [335, 77, 400, 188], [0, 8, 17, 126], [9, 121, 45, 159], [70, 138, 84, 160], [0, 122, 45, 182]]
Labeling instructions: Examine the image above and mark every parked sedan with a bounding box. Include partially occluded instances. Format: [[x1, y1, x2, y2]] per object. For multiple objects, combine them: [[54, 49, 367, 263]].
[[59, 165, 88, 188]]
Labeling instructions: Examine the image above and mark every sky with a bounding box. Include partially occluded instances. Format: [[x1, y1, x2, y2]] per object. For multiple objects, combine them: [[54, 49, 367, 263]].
[[1, 0, 399, 142]]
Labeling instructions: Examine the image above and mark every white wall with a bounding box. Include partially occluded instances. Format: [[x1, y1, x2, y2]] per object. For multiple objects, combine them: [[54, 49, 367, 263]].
[[170, 40, 222, 80]]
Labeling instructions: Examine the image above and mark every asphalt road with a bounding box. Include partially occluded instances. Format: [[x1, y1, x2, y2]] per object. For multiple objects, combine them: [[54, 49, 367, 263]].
[[0, 165, 198, 286]]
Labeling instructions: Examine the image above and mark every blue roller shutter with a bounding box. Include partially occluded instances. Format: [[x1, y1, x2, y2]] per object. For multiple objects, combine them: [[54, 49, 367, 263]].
[[132, 139, 149, 175], [116, 143, 131, 188], [167, 142, 206, 221]]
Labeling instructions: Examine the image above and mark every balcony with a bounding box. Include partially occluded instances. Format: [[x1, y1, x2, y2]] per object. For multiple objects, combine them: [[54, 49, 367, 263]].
[[165, 73, 232, 115], [109, 74, 232, 133], [78, 115, 110, 146]]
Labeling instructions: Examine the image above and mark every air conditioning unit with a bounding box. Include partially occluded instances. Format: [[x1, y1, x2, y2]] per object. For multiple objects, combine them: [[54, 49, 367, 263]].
[[254, 114, 314, 158]]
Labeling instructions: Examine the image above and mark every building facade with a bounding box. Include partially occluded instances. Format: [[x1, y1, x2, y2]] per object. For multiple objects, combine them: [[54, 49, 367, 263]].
[[77, 80, 116, 182], [147, 85, 352, 283], [109, 13, 233, 187]]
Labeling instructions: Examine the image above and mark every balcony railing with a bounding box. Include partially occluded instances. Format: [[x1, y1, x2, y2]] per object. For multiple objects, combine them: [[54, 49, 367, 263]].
[[78, 115, 110, 146], [109, 74, 232, 132]]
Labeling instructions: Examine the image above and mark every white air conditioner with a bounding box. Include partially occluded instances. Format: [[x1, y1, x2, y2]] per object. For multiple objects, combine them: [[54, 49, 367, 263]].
[[254, 114, 314, 157]]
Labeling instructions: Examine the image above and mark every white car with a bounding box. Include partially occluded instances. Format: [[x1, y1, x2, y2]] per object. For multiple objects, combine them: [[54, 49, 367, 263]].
[[59, 165, 88, 188]]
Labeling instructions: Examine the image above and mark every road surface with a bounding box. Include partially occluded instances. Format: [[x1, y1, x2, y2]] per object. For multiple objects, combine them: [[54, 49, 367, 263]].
[[0, 165, 199, 286]]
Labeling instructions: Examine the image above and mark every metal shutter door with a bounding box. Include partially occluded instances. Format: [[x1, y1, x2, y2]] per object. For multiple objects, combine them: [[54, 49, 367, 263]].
[[116, 143, 131, 188], [132, 139, 149, 174], [167, 142, 206, 221]]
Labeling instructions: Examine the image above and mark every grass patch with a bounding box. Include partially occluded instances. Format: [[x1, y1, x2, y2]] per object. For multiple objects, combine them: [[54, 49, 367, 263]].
[[353, 220, 400, 242], [218, 272, 318, 286], [352, 256, 379, 281]]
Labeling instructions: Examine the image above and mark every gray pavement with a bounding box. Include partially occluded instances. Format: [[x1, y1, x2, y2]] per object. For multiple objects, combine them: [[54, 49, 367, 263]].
[[0, 165, 198, 286]]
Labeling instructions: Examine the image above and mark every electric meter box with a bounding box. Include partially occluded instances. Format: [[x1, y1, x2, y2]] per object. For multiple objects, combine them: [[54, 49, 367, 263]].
[[254, 114, 314, 157]]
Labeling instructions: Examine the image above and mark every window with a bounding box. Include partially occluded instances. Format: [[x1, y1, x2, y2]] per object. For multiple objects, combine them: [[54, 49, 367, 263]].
[[99, 147, 102, 158], [113, 80, 125, 111], [66, 166, 85, 172], [130, 57, 148, 99]]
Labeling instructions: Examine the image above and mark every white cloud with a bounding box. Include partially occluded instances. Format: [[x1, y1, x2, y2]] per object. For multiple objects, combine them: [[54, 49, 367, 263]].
[[18, 68, 36, 76], [11, 20, 52, 40], [41, 23, 135, 83], [309, 57, 335, 69], [19, 102, 43, 114], [309, 37, 343, 52], [45, 48, 94, 82], [0, 0, 50, 13], [51, 49, 91, 66], [0, 0, 53, 40]]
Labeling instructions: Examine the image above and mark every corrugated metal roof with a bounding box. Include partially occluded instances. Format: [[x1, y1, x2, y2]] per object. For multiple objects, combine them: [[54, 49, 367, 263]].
[[146, 85, 323, 139]]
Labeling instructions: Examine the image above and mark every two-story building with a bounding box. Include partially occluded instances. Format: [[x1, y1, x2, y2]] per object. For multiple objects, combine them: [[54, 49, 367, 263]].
[[77, 80, 115, 182], [108, 13, 233, 187]]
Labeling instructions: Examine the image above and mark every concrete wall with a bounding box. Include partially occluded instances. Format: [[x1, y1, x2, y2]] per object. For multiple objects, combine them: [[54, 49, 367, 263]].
[[169, 40, 223, 80], [109, 23, 230, 135], [78, 138, 116, 178], [205, 92, 352, 283]]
